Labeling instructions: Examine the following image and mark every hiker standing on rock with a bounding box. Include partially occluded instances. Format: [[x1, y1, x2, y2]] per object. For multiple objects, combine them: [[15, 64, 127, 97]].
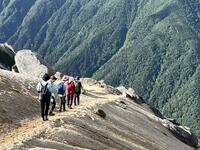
[[57, 76, 67, 112], [74, 76, 82, 105], [36, 73, 51, 121], [48, 75, 57, 116], [67, 77, 75, 109], [63, 76, 69, 104]]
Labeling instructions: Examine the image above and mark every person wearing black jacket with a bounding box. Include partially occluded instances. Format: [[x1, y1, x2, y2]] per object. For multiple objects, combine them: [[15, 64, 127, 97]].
[[74, 76, 82, 105], [36, 74, 51, 121]]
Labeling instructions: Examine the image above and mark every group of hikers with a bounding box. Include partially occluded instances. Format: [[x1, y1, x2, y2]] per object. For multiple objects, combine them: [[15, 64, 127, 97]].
[[36, 73, 82, 121]]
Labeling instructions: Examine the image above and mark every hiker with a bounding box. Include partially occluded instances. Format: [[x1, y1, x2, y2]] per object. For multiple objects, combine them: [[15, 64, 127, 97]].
[[36, 73, 51, 121], [74, 76, 82, 105], [63, 76, 69, 103], [48, 75, 57, 116], [57, 75, 66, 112], [67, 77, 75, 109]]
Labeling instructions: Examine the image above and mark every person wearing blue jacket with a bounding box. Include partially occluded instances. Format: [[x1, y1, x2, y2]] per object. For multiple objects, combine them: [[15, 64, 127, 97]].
[[57, 76, 67, 112]]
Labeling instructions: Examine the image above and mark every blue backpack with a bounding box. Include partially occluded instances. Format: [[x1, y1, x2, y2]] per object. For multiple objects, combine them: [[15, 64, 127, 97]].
[[57, 82, 64, 95]]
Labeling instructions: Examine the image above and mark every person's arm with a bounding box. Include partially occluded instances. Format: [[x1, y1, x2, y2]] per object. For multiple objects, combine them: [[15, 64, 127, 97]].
[[80, 82, 86, 94], [36, 82, 41, 93], [80, 82, 84, 90], [51, 83, 55, 97], [63, 82, 66, 92], [47, 82, 53, 94]]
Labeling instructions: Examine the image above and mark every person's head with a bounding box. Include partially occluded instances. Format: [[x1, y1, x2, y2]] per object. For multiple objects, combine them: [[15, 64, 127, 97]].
[[42, 73, 50, 81], [69, 77, 73, 83], [57, 73, 64, 80], [76, 76, 80, 81], [50, 75, 57, 82], [62, 76, 69, 82]]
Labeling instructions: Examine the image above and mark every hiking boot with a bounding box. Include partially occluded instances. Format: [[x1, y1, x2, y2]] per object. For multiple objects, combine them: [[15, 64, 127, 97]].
[[49, 113, 55, 116]]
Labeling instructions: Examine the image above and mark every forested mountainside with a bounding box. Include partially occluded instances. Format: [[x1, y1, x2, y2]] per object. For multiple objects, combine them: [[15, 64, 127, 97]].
[[0, 0, 200, 134]]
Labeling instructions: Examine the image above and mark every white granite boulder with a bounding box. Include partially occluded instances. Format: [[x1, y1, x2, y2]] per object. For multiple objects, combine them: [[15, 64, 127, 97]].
[[117, 86, 145, 104], [15, 50, 55, 78]]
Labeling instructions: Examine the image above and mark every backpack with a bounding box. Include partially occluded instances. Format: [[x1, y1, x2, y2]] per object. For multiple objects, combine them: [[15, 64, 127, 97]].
[[39, 83, 51, 100], [57, 82, 65, 95], [74, 81, 80, 93]]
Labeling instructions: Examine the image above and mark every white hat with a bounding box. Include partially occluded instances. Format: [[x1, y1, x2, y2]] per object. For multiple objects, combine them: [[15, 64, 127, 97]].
[[62, 76, 69, 81]]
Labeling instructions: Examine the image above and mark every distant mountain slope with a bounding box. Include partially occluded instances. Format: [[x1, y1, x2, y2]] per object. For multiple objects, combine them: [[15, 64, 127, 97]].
[[0, 0, 200, 134]]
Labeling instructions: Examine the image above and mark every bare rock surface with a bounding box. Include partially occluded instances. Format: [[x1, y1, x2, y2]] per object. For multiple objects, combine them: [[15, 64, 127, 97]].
[[161, 119, 198, 147], [0, 71, 198, 150], [15, 50, 55, 78], [0, 69, 39, 136]]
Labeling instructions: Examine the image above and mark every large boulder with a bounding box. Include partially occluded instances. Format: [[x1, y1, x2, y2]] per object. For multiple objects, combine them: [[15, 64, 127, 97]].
[[117, 86, 145, 104], [105, 85, 122, 95], [81, 78, 99, 85], [0, 43, 15, 70], [15, 50, 55, 78]]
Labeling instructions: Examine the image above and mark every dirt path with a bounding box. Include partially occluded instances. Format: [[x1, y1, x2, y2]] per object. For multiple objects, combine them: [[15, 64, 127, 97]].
[[0, 84, 119, 150]]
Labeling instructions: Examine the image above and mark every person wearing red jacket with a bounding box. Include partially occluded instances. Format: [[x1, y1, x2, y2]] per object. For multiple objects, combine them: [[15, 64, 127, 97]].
[[67, 77, 75, 109]]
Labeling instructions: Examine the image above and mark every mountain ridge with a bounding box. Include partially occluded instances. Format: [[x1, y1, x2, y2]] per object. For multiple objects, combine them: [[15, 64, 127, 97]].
[[0, 67, 198, 149], [1, 0, 200, 134]]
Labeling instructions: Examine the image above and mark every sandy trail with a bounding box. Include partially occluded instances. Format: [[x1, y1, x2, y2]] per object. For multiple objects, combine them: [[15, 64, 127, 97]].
[[0, 84, 119, 150]]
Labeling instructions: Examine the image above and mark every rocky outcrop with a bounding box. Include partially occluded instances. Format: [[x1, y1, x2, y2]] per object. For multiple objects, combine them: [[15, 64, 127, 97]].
[[0, 61, 199, 150], [117, 86, 145, 104], [98, 80, 107, 88], [161, 119, 198, 147], [15, 50, 55, 78], [97, 80, 122, 95], [0, 70, 199, 149], [0, 43, 15, 70], [105, 85, 122, 95], [81, 78, 99, 85], [11, 98, 197, 150], [99, 83, 198, 148]]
